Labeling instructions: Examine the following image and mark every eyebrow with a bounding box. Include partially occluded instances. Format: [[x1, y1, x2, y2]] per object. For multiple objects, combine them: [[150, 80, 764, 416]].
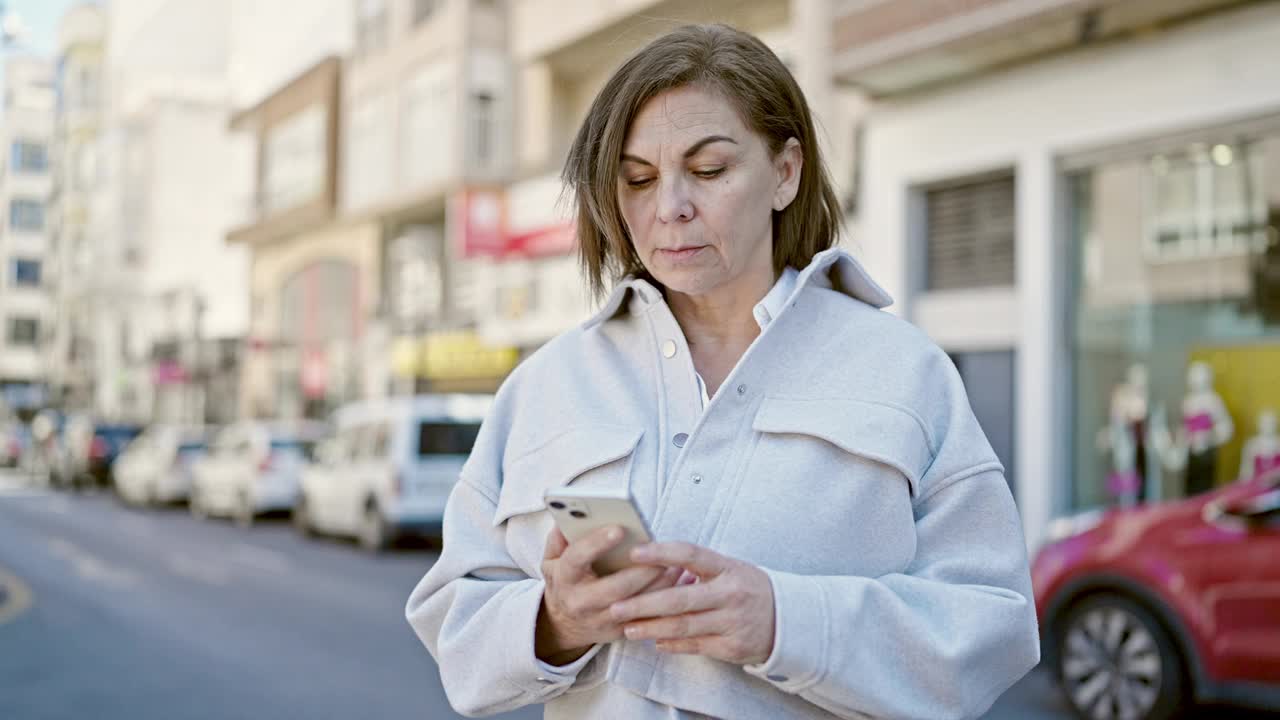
[[620, 134, 739, 166]]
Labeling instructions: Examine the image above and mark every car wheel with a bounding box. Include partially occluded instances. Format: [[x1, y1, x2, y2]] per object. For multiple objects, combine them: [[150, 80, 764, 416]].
[[234, 492, 255, 528], [1056, 594, 1189, 720], [293, 496, 314, 537], [359, 504, 389, 553]]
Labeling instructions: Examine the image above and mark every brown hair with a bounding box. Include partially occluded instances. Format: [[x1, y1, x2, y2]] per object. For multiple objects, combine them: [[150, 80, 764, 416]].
[[563, 23, 843, 299]]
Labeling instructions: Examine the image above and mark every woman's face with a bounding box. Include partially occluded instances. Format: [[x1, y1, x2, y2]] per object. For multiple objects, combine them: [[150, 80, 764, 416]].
[[618, 85, 801, 298]]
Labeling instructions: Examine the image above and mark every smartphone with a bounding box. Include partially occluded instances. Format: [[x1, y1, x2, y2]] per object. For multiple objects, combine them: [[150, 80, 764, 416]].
[[544, 486, 654, 575]]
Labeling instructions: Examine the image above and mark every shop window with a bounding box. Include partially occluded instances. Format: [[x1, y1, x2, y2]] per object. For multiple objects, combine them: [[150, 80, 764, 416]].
[[264, 105, 325, 214], [1068, 128, 1280, 514], [923, 172, 1016, 291], [1144, 142, 1267, 261], [472, 91, 494, 170]]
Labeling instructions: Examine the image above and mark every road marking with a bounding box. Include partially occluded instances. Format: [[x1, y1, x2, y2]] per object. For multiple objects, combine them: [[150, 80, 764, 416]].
[[46, 537, 139, 588], [0, 564, 33, 625]]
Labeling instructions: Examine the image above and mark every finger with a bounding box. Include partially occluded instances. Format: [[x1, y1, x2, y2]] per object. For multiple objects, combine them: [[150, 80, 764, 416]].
[[609, 581, 720, 623], [624, 609, 731, 642], [630, 542, 730, 578], [588, 564, 668, 606], [640, 566, 684, 595], [655, 637, 710, 655], [543, 527, 568, 561], [560, 525, 625, 581]]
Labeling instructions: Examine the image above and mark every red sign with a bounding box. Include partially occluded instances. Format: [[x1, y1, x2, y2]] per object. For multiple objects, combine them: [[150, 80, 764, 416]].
[[456, 189, 576, 259], [506, 222, 576, 258], [152, 361, 190, 386], [457, 189, 506, 258]]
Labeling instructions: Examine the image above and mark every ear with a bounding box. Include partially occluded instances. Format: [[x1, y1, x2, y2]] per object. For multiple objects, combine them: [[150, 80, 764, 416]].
[[772, 137, 803, 212]]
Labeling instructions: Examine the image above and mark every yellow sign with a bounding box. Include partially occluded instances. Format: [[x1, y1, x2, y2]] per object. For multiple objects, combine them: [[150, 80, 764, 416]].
[[392, 332, 519, 381]]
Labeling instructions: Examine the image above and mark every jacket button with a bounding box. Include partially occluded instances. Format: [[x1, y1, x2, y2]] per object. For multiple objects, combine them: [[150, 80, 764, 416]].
[[767, 674, 788, 682], [673, 433, 688, 448], [662, 340, 677, 358], [736, 384, 747, 395], [691, 473, 703, 484]]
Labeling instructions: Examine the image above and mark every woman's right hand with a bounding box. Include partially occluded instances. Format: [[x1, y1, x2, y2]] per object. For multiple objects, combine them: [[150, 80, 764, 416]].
[[536, 526, 681, 665]]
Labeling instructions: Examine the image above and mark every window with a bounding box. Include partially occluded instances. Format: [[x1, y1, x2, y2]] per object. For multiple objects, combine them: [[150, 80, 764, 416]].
[[344, 92, 394, 209], [417, 422, 481, 456], [401, 63, 453, 189], [1144, 142, 1267, 261], [9, 199, 45, 232], [412, 0, 439, 25], [10, 141, 47, 173], [12, 259, 41, 287], [923, 172, 1016, 290], [263, 105, 325, 214], [355, 0, 389, 57], [7, 317, 39, 346]]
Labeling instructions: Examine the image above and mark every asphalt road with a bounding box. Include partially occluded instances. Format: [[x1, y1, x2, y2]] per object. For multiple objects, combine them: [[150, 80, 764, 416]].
[[0, 471, 1270, 719]]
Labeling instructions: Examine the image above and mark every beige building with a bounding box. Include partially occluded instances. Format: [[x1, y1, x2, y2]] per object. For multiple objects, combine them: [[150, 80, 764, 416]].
[[229, 58, 382, 419], [480, 0, 867, 352], [340, 0, 516, 394]]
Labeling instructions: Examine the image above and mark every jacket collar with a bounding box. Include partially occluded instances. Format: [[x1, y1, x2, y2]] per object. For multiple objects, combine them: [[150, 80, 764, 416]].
[[583, 247, 893, 329]]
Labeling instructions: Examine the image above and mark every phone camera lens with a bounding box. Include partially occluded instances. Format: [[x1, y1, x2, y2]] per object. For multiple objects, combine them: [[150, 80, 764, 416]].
[[549, 501, 566, 510], [570, 510, 587, 519]]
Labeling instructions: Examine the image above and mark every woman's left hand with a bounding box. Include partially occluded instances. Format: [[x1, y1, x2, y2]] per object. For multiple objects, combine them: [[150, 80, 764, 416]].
[[609, 542, 775, 665]]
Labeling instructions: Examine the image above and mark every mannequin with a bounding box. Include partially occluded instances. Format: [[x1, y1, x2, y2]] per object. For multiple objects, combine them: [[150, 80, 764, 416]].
[[1239, 409, 1280, 481], [1100, 363, 1150, 505], [1177, 362, 1234, 495]]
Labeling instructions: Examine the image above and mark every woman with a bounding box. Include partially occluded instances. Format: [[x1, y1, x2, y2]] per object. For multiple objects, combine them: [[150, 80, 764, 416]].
[[407, 24, 1038, 719]]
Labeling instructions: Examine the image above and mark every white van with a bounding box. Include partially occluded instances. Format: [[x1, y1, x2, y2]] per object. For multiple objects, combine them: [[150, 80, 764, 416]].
[[296, 394, 491, 550]]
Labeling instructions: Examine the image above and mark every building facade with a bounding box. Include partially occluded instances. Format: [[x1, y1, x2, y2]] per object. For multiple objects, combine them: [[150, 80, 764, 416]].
[[846, 0, 1280, 546], [0, 57, 56, 418], [49, 3, 106, 418]]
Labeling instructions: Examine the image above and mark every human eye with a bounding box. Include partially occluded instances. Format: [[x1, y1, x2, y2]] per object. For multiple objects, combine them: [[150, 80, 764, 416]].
[[625, 176, 655, 189], [693, 167, 725, 179]]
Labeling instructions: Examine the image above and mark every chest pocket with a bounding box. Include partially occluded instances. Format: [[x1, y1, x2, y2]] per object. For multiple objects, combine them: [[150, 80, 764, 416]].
[[492, 425, 643, 576], [713, 397, 932, 577]]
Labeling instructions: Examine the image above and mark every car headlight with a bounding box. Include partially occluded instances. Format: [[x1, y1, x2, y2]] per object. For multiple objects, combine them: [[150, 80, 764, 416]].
[[1044, 508, 1105, 544]]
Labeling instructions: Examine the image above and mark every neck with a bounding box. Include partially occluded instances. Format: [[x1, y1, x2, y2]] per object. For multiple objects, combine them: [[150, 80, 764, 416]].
[[666, 268, 776, 351]]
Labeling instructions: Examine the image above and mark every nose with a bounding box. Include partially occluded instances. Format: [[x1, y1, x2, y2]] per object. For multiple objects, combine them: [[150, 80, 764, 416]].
[[656, 176, 694, 224]]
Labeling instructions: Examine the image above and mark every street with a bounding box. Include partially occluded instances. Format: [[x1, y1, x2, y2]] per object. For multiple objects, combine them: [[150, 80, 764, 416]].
[[0, 471, 1267, 720]]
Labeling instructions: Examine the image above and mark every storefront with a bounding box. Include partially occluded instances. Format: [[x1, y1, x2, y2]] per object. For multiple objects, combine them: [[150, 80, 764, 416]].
[[1066, 119, 1280, 512], [390, 330, 518, 394]]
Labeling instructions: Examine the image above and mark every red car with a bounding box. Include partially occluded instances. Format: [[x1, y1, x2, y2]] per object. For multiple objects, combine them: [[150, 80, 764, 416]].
[[1033, 471, 1280, 720]]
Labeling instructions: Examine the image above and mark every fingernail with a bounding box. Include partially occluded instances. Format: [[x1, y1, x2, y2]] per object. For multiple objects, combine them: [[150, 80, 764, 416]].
[[631, 545, 652, 561], [610, 603, 625, 619], [608, 527, 623, 541], [624, 626, 638, 639]]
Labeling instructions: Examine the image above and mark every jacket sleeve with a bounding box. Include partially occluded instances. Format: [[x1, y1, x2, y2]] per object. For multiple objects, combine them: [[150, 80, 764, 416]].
[[744, 355, 1039, 720], [404, 377, 605, 717]]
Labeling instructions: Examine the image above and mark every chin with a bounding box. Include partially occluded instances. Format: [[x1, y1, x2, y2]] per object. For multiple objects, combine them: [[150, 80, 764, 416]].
[[651, 267, 724, 296]]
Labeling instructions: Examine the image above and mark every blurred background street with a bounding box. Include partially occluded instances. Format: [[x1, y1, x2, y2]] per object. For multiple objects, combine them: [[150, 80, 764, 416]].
[[0, 0, 1278, 718]]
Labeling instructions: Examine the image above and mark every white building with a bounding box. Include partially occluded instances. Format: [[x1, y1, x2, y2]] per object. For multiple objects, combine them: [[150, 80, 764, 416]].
[[82, 0, 254, 423], [845, 0, 1280, 547], [0, 56, 56, 416]]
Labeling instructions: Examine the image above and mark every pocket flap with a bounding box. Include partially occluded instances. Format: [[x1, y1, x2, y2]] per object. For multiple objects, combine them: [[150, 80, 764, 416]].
[[492, 425, 644, 526], [752, 397, 933, 497]]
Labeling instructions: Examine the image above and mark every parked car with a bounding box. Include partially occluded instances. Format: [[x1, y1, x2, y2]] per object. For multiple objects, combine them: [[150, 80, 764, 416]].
[[295, 394, 491, 551], [114, 426, 211, 506], [0, 422, 26, 468], [1033, 471, 1280, 720], [52, 418, 144, 490], [190, 421, 325, 526]]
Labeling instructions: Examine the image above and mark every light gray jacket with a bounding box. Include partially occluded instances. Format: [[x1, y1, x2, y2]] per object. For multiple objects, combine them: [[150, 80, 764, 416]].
[[406, 248, 1040, 719]]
